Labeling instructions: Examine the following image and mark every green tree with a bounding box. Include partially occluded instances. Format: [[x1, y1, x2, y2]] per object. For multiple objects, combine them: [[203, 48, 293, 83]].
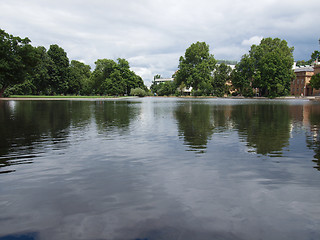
[[154, 74, 161, 80], [296, 50, 320, 66], [296, 60, 310, 67], [233, 38, 294, 97], [68, 60, 91, 95], [47, 44, 70, 95], [310, 50, 320, 63], [104, 69, 125, 95], [175, 41, 216, 93], [117, 58, 146, 95], [0, 29, 39, 97], [32, 46, 52, 94], [231, 54, 255, 96], [250, 38, 295, 97], [90, 58, 145, 96], [310, 73, 320, 90], [212, 63, 232, 97], [91, 59, 118, 95], [150, 81, 176, 96]]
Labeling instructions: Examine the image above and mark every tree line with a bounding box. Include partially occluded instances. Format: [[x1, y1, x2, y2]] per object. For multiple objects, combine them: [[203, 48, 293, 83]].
[[151, 38, 319, 98], [1, 28, 319, 98], [0, 29, 148, 97]]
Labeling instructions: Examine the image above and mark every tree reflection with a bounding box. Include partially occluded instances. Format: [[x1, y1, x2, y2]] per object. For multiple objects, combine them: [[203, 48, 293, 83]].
[[231, 104, 291, 156], [174, 103, 220, 153], [0, 100, 92, 172], [94, 101, 139, 136], [305, 104, 320, 171]]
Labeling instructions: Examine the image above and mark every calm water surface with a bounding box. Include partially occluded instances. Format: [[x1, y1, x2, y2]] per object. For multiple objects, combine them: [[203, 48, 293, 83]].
[[0, 98, 320, 240]]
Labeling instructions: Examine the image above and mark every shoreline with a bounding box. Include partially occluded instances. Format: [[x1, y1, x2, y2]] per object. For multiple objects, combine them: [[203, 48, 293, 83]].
[[0, 96, 139, 101], [1, 96, 319, 101]]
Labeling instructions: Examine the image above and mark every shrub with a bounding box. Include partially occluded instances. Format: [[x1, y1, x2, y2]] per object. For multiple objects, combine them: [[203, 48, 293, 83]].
[[130, 88, 147, 97]]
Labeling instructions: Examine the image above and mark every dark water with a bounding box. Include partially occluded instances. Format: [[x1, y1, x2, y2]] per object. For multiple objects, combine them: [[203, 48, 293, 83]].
[[0, 98, 320, 240]]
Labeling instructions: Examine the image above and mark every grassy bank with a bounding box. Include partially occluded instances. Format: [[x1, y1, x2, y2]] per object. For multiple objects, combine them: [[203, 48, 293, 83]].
[[8, 95, 120, 99]]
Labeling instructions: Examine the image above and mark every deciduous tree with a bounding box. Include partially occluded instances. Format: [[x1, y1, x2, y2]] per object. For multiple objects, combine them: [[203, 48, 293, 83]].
[[68, 60, 91, 95], [47, 44, 70, 94], [0, 29, 38, 97], [232, 38, 294, 97], [310, 73, 320, 90], [175, 41, 216, 93], [212, 63, 232, 97]]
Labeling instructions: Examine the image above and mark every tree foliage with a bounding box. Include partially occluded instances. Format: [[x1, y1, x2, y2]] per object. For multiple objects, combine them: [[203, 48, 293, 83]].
[[68, 60, 91, 95], [310, 73, 320, 90], [231, 54, 255, 96], [297, 50, 320, 66], [175, 41, 216, 93], [212, 63, 232, 97], [47, 44, 70, 94], [90, 58, 146, 96], [1, 28, 146, 97], [150, 81, 177, 96], [0, 29, 39, 96], [130, 88, 147, 97], [232, 38, 294, 97]]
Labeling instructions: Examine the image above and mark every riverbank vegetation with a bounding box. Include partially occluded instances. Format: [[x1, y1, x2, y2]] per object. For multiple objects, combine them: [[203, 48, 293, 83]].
[[0, 29, 148, 97], [151, 39, 296, 98], [1, 28, 317, 98]]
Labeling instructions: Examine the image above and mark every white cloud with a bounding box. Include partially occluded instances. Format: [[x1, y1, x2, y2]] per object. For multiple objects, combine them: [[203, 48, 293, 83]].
[[242, 36, 264, 47], [0, 0, 318, 85]]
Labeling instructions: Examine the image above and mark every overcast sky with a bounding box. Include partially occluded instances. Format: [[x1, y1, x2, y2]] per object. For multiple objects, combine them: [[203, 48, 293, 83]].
[[1, 0, 319, 86]]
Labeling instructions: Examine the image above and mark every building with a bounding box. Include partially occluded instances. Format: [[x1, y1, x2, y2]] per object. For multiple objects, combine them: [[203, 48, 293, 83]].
[[291, 64, 320, 96], [291, 66, 314, 96], [154, 78, 174, 84], [314, 64, 320, 96]]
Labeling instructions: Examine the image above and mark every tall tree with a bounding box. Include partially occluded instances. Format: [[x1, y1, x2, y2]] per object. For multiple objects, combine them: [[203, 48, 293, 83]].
[[231, 54, 255, 96], [31, 46, 52, 94], [91, 58, 146, 96], [104, 69, 125, 95], [47, 44, 70, 95], [175, 41, 216, 93], [91, 59, 118, 95], [232, 38, 294, 97], [0, 29, 38, 97], [68, 60, 91, 95], [251, 38, 294, 97], [310, 50, 320, 64], [212, 63, 232, 97], [117, 58, 144, 94]]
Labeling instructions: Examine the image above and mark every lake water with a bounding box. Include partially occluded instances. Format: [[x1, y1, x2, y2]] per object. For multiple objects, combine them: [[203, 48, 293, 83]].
[[0, 97, 320, 240]]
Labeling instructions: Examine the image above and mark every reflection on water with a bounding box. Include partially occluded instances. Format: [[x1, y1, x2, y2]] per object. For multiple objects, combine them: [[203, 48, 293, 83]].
[[94, 101, 140, 136], [231, 103, 291, 156], [305, 104, 320, 170], [174, 103, 214, 153], [0, 98, 320, 240]]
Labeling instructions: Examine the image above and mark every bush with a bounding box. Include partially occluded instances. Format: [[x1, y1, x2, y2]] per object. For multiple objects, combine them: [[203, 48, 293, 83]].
[[192, 89, 204, 96], [130, 88, 147, 97]]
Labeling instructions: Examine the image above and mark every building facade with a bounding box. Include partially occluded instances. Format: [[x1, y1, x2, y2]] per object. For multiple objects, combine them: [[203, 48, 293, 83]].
[[291, 63, 320, 96], [291, 67, 314, 96]]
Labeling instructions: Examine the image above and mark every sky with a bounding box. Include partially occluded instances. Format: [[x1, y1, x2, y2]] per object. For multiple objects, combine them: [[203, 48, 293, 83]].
[[1, 0, 319, 87]]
